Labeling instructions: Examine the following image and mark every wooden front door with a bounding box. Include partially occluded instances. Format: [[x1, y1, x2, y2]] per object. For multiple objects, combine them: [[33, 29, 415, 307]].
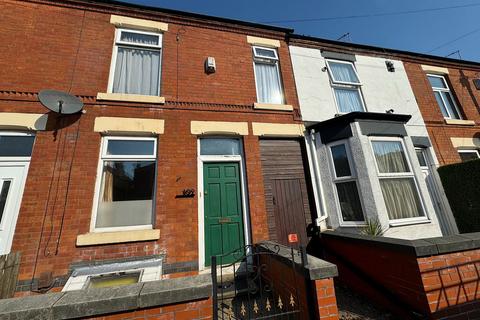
[[272, 178, 308, 247], [204, 162, 244, 266]]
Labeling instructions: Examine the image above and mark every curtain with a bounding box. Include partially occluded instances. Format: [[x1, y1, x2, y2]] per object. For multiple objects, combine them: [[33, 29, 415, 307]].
[[113, 47, 161, 96], [336, 181, 364, 221], [101, 164, 114, 202], [372, 141, 409, 173], [380, 178, 423, 220], [334, 88, 363, 112], [329, 62, 359, 83], [255, 62, 283, 104]]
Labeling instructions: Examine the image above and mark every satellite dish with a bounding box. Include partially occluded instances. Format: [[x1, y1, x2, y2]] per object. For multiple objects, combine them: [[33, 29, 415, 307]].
[[38, 90, 84, 114]]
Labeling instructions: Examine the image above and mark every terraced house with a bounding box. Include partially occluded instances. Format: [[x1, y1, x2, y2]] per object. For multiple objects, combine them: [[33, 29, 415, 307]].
[[0, 0, 320, 302], [2, 0, 480, 319]]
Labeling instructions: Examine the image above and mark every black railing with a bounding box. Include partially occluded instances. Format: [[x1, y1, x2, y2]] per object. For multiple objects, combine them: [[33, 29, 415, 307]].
[[211, 243, 306, 320]]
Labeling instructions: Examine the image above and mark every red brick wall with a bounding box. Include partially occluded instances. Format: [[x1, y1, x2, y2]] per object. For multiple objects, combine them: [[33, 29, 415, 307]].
[[88, 298, 212, 320], [0, 0, 302, 293], [403, 62, 480, 165], [321, 235, 480, 319], [314, 278, 339, 320], [419, 249, 480, 319]]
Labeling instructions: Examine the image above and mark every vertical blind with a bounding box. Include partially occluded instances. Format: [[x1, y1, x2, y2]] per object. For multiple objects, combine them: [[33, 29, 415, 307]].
[[334, 88, 363, 113], [329, 62, 360, 83]]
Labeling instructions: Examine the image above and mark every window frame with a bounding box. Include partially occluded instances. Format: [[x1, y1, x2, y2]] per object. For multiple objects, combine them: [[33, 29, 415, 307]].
[[252, 46, 285, 105], [427, 74, 462, 120], [0, 131, 35, 162], [327, 139, 366, 226], [458, 149, 480, 162], [90, 136, 158, 233], [370, 137, 428, 225], [325, 59, 366, 113], [107, 28, 163, 96], [415, 147, 428, 169]]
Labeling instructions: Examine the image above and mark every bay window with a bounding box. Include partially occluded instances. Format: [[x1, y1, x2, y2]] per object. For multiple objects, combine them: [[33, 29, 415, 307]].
[[427, 74, 461, 119], [326, 60, 365, 113], [371, 139, 425, 222], [93, 137, 157, 231], [329, 141, 364, 223], [253, 46, 284, 104], [109, 29, 162, 96]]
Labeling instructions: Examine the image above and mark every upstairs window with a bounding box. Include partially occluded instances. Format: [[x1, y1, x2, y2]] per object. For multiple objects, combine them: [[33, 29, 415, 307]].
[[94, 137, 157, 231], [427, 74, 461, 119], [253, 46, 284, 104], [458, 149, 480, 162], [329, 141, 364, 224], [372, 139, 425, 222], [109, 29, 162, 96], [326, 60, 365, 113]]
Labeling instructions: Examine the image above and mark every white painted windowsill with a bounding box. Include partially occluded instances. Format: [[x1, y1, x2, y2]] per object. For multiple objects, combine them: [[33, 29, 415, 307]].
[[97, 93, 165, 104], [253, 103, 293, 111], [389, 219, 431, 228], [444, 119, 475, 126], [76, 229, 160, 246]]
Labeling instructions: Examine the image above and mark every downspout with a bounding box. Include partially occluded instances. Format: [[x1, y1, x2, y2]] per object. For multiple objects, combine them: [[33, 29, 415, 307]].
[[306, 129, 328, 229]]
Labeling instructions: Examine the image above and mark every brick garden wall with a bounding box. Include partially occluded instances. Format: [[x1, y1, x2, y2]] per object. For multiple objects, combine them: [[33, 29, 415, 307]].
[[320, 232, 480, 320], [0, 0, 303, 294], [88, 298, 212, 320]]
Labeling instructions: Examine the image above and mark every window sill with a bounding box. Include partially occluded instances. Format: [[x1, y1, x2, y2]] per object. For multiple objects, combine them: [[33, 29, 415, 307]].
[[76, 229, 160, 246], [97, 93, 165, 104], [339, 223, 367, 228], [253, 103, 293, 111], [389, 219, 431, 227], [444, 119, 475, 126]]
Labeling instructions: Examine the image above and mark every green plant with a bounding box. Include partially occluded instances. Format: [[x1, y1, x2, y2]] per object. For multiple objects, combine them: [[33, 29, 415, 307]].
[[361, 218, 385, 237]]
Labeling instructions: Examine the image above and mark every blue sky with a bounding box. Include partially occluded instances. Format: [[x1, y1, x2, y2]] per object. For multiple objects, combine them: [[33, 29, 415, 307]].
[[122, 0, 480, 62]]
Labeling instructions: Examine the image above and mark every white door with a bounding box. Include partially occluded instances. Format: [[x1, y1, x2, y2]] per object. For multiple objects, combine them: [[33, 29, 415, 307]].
[[0, 164, 28, 254]]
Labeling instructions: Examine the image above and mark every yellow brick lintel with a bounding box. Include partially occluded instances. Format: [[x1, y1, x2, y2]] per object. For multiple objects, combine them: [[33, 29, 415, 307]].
[[97, 93, 165, 104], [253, 103, 293, 111], [76, 229, 160, 246], [247, 36, 281, 48], [94, 117, 164, 134], [0, 112, 48, 131], [252, 123, 305, 137], [450, 137, 480, 148], [421, 65, 449, 75], [110, 15, 168, 32], [191, 121, 249, 136]]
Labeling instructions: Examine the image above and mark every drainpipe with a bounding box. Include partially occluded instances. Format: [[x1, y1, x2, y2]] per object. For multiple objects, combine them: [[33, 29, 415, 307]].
[[306, 129, 328, 230]]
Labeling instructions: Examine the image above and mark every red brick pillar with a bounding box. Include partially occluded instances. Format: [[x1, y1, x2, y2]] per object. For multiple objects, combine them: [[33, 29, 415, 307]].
[[314, 278, 339, 320]]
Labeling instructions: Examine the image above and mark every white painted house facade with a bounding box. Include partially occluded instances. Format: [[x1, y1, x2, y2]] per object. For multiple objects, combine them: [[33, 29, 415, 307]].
[[289, 44, 458, 239]]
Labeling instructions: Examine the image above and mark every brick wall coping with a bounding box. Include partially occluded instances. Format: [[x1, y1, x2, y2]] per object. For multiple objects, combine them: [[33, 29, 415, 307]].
[[0, 274, 211, 320], [258, 241, 338, 280], [321, 231, 480, 257]]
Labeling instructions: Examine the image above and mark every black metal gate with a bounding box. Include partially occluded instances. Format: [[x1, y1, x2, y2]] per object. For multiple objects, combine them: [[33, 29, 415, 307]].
[[211, 243, 306, 320]]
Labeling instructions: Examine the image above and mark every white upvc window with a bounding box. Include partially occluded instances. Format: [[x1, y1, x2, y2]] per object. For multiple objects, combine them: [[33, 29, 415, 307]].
[[108, 28, 163, 96], [458, 149, 480, 162], [92, 136, 157, 232], [252, 46, 284, 104], [427, 74, 462, 120], [371, 138, 427, 224], [328, 140, 365, 225], [326, 59, 366, 113], [0, 132, 35, 161], [415, 147, 428, 168]]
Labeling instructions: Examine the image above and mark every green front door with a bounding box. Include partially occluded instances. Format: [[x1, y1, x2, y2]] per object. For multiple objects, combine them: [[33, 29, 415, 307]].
[[204, 162, 245, 266]]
